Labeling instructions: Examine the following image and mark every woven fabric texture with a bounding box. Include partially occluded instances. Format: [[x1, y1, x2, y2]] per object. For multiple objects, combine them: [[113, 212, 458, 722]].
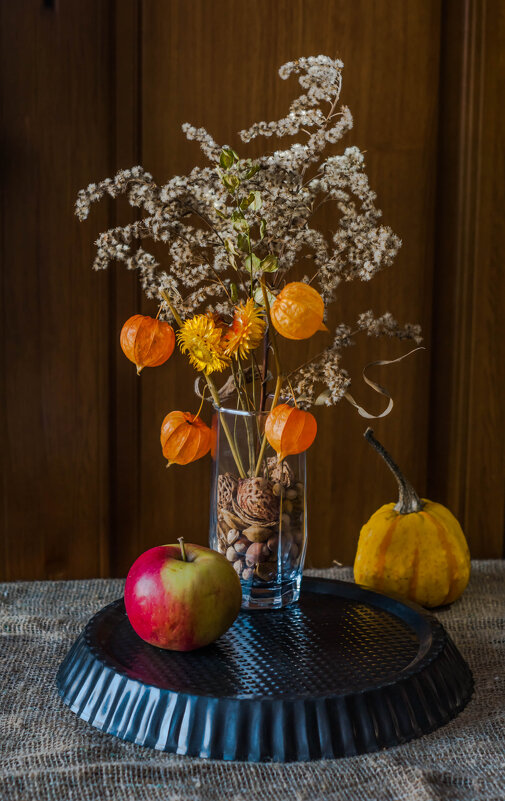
[[0, 561, 503, 801]]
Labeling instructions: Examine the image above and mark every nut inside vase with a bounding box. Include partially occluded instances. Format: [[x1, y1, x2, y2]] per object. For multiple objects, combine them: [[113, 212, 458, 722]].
[[209, 405, 307, 610]]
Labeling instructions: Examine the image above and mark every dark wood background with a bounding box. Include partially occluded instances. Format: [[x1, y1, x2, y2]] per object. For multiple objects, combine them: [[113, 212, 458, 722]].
[[1, 0, 504, 580]]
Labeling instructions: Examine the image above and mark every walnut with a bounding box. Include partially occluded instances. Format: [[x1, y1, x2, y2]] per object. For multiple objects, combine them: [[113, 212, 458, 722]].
[[217, 472, 238, 511]]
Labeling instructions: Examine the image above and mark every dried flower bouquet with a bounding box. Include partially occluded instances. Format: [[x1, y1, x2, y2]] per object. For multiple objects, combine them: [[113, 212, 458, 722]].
[[77, 55, 421, 605]]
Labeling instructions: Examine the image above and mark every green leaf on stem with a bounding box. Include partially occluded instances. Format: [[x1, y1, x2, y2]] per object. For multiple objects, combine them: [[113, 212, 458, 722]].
[[240, 191, 262, 211], [237, 233, 250, 252], [230, 282, 239, 303], [224, 237, 238, 255], [222, 173, 240, 193], [219, 147, 239, 169], [244, 253, 261, 274], [231, 211, 249, 233], [259, 219, 267, 240], [244, 164, 260, 179], [260, 254, 279, 273], [253, 284, 276, 307]]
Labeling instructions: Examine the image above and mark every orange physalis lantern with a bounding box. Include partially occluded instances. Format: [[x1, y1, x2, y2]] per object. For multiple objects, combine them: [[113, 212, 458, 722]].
[[265, 403, 317, 462], [120, 314, 175, 375], [160, 411, 212, 466], [270, 282, 328, 340]]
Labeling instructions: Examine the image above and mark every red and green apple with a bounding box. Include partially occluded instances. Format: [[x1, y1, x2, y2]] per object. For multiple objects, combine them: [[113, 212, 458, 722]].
[[124, 538, 242, 651]]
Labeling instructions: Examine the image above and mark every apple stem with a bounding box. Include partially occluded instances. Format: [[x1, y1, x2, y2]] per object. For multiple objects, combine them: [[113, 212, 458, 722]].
[[178, 537, 187, 562]]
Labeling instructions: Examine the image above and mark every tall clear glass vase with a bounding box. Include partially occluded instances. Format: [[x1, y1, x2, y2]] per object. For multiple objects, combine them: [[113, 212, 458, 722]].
[[209, 405, 307, 610]]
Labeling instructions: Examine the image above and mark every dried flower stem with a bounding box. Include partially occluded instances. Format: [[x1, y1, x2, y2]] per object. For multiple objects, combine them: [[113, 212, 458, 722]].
[[255, 275, 283, 476]]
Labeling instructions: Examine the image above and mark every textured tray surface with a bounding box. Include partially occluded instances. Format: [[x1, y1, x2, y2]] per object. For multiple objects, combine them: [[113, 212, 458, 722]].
[[57, 577, 473, 761]]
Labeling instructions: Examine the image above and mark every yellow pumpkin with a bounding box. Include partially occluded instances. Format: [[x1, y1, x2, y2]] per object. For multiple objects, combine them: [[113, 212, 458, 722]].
[[354, 429, 470, 608]]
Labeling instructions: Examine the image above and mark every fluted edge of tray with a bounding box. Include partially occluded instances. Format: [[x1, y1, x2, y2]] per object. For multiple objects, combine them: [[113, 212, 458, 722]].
[[56, 595, 473, 762]]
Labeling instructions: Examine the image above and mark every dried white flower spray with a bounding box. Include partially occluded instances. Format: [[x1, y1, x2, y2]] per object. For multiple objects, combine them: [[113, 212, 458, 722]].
[[76, 56, 421, 411]]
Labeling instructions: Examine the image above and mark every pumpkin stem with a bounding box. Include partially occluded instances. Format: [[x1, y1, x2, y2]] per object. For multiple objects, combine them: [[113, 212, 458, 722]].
[[364, 428, 424, 514], [177, 537, 187, 562]]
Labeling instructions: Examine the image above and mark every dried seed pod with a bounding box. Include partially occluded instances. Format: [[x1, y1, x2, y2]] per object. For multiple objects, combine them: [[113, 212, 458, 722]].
[[235, 477, 279, 523], [265, 404, 317, 462], [217, 472, 238, 511], [267, 457, 296, 488], [270, 281, 328, 340], [120, 314, 175, 374], [226, 546, 240, 563], [160, 411, 212, 466], [243, 525, 270, 543]]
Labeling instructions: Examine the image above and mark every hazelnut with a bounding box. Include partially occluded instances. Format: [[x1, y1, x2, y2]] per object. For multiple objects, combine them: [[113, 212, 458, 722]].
[[226, 546, 240, 562], [242, 567, 254, 581], [255, 563, 276, 582], [234, 538, 248, 554], [283, 500, 293, 514], [279, 531, 293, 547], [226, 529, 239, 545], [286, 488, 298, 500], [233, 559, 243, 576], [292, 529, 304, 545], [267, 534, 279, 552], [281, 513, 291, 528], [245, 541, 269, 566]]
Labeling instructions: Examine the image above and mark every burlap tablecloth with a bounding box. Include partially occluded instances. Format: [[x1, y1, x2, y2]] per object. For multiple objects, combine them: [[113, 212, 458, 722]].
[[0, 561, 504, 801]]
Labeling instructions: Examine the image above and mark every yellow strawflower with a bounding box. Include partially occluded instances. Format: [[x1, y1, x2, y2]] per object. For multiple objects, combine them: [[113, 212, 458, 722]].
[[224, 299, 266, 359], [177, 314, 229, 374]]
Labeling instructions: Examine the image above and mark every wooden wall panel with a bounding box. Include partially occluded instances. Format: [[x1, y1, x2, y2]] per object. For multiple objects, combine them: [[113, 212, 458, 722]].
[[428, 0, 505, 558], [0, 1, 114, 579], [1, 0, 503, 580]]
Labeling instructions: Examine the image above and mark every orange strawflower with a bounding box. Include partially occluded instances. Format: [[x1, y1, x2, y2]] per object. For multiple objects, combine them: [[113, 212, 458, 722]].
[[223, 299, 266, 359]]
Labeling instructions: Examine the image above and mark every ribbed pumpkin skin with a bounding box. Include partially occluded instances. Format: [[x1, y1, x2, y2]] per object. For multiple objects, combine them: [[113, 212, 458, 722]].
[[354, 500, 471, 608]]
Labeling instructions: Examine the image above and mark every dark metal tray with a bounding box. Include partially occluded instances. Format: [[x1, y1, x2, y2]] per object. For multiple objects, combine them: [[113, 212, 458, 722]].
[[56, 577, 473, 762]]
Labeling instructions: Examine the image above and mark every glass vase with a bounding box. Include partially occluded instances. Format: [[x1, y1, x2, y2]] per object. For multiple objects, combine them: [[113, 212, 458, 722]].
[[209, 404, 307, 610]]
